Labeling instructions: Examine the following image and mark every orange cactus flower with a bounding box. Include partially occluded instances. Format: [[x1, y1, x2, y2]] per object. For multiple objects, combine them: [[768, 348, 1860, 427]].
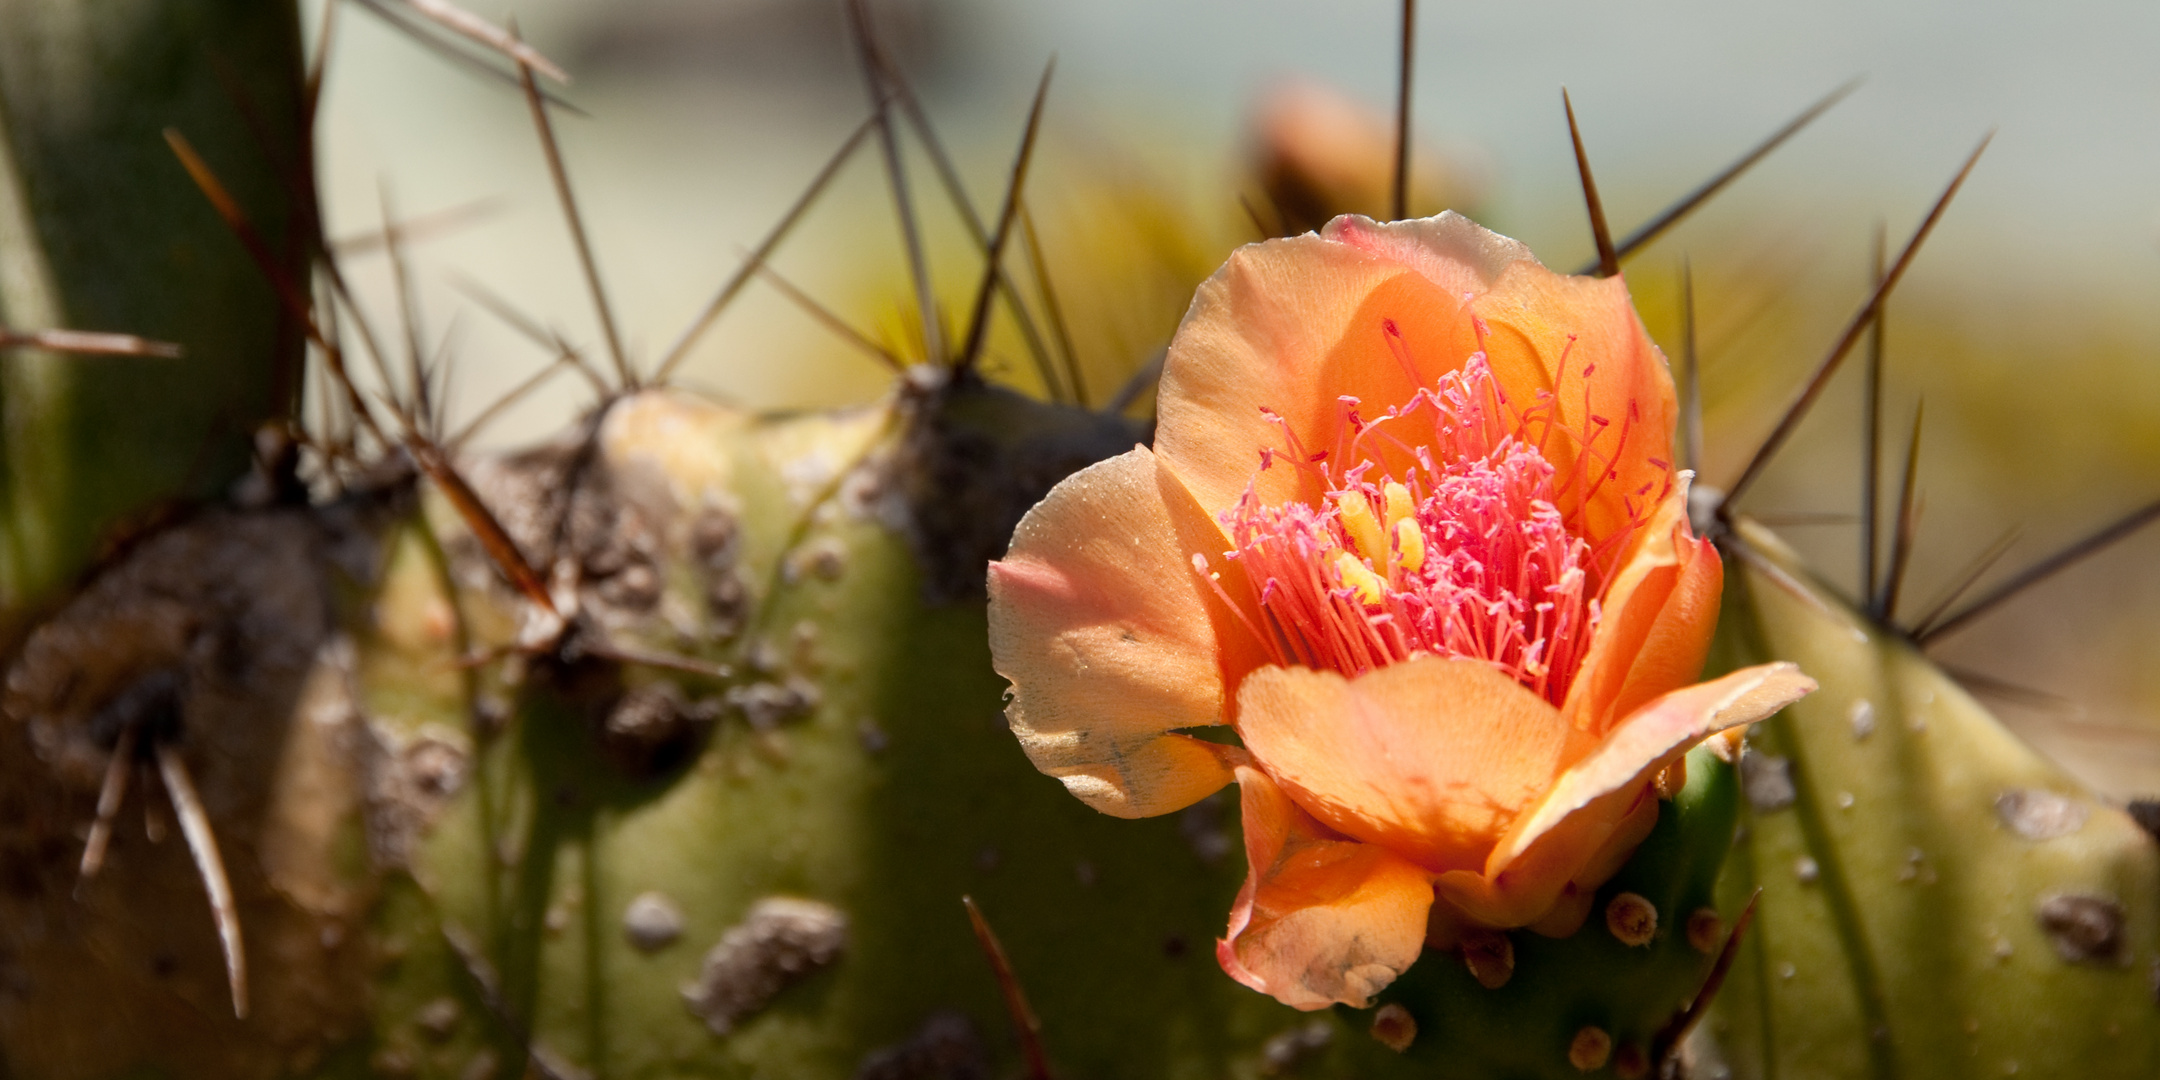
[[986, 212, 1814, 1011]]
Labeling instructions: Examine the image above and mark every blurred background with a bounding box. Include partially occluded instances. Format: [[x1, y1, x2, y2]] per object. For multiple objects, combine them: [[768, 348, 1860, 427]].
[[313, 0, 2160, 796]]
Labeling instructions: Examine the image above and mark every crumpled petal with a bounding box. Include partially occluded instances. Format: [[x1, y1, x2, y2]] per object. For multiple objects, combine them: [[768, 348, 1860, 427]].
[[1436, 663, 1817, 929], [987, 447, 1258, 818], [1218, 764, 1436, 1010], [1560, 481, 1724, 738], [1234, 656, 1568, 873]]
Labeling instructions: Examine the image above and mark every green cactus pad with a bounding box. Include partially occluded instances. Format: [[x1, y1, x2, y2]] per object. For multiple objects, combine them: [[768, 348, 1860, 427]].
[[1705, 519, 2160, 1080]]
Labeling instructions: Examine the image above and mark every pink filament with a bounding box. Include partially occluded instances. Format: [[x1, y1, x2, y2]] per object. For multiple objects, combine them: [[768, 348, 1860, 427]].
[[1219, 352, 1643, 705]]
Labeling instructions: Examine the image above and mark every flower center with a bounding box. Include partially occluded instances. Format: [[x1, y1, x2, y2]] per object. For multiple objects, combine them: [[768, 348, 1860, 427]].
[[1215, 352, 1639, 705]]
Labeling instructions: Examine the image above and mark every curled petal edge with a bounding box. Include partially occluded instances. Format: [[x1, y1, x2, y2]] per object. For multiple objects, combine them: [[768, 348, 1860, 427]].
[[1436, 663, 1817, 929], [987, 447, 1255, 818], [1218, 764, 1436, 1011], [1562, 481, 1724, 738]]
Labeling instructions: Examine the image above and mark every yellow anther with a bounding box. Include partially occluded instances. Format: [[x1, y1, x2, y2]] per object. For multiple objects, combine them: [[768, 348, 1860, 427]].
[[1335, 491, 1386, 564], [1382, 481, 1416, 528], [1392, 517, 1425, 573], [1333, 552, 1388, 606]]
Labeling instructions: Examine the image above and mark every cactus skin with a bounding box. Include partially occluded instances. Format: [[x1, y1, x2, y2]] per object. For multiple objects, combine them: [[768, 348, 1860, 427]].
[[343, 384, 1340, 1079], [1705, 520, 2160, 1080], [1366, 744, 1743, 1078], [0, 496, 402, 1079], [0, 0, 308, 638]]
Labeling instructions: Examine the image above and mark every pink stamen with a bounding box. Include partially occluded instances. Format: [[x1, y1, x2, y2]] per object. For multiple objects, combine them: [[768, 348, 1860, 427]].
[[1219, 352, 1653, 705], [1382, 319, 1425, 387]]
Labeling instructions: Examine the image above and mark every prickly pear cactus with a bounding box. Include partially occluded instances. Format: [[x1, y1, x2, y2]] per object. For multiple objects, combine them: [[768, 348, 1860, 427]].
[[1702, 519, 2160, 1079]]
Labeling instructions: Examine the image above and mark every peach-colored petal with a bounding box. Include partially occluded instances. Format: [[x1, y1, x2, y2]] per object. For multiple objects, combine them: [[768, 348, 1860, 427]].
[[1519, 793, 1661, 938], [1435, 663, 1815, 928], [1477, 265, 1676, 548], [1325, 214, 1678, 551], [1154, 233, 1460, 517], [1606, 533, 1722, 725], [1157, 211, 1676, 555], [1218, 764, 1436, 1010], [1235, 657, 1569, 873], [1322, 212, 1531, 299], [1561, 484, 1723, 737], [987, 447, 1254, 818]]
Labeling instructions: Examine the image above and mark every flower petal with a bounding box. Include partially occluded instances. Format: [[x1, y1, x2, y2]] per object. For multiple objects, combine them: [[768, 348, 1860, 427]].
[[1436, 663, 1816, 928], [1321, 211, 1531, 301], [988, 447, 1259, 818], [1561, 483, 1724, 737], [1328, 213, 1678, 551], [1154, 230, 1462, 518], [1235, 656, 1569, 873], [1218, 764, 1435, 1010]]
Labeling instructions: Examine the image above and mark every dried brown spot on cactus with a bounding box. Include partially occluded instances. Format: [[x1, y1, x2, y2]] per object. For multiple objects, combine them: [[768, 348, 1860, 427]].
[[682, 897, 849, 1035], [0, 506, 384, 1048], [726, 677, 822, 731], [1461, 928, 1515, 989], [458, 433, 672, 632], [600, 682, 713, 776], [690, 505, 751, 641], [2035, 893, 2126, 966], [785, 536, 851, 584], [1368, 1003, 1416, 1052], [623, 891, 686, 952], [854, 1011, 989, 1080], [1606, 892, 1658, 947], [366, 728, 471, 869], [1686, 907, 1724, 955], [1569, 1025, 1613, 1071], [1994, 789, 2088, 841], [1259, 1019, 1333, 1075], [5, 511, 336, 790]]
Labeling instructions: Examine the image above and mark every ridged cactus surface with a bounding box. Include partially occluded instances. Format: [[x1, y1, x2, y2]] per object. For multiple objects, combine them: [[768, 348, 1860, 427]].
[[1705, 520, 2160, 1079]]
